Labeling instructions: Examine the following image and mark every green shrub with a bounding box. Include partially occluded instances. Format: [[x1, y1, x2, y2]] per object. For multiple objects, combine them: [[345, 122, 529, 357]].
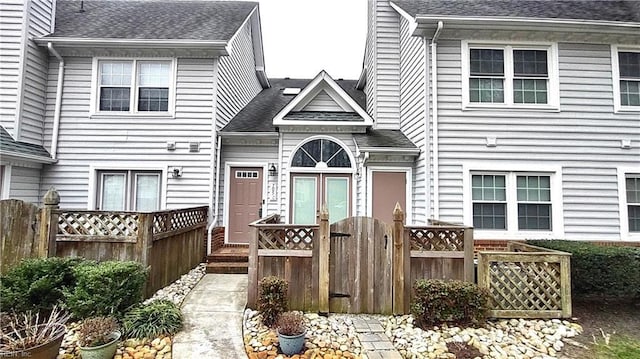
[[0, 257, 84, 314], [257, 276, 288, 327], [411, 279, 489, 328], [122, 300, 182, 339], [528, 240, 640, 300], [65, 261, 148, 319]]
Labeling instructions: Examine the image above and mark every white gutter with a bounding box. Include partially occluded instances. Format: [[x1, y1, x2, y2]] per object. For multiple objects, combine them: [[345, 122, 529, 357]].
[[206, 58, 221, 255], [47, 43, 64, 159], [431, 21, 443, 219]]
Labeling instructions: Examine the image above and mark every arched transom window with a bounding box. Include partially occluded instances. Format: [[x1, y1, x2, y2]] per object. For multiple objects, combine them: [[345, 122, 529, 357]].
[[291, 139, 351, 168]]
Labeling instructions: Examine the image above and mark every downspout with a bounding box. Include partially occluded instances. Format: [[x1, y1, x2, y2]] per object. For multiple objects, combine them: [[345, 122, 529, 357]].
[[207, 135, 222, 254], [206, 58, 221, 255], [47, 43, 64, 159], [431, 21, 443, 219]]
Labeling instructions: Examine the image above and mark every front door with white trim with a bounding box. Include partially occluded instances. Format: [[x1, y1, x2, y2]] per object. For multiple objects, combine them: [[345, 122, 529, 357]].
[[228, 167, 263, 244]]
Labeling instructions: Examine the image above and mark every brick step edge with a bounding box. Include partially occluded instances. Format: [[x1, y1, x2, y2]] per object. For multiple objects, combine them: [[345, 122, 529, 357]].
[[205, 262, 249, 274], [206, 255, 249, 263]]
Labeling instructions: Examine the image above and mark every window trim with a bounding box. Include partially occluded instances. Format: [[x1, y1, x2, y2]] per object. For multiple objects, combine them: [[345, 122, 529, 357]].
[[611, 45, 640, 113], [90, 57, 177, 117], [618, 168, 640, 241], [132, 172, 162, 211], [88, 165, 167, 210], [463, 163, 564, 239], [461, 41, 560, 111]]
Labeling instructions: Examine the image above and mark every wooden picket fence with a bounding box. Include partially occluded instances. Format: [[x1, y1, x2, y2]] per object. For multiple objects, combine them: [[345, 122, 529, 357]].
[[1, 190, 207, 296], [247, 205, 475, 315], [477, 242, 572, 318]]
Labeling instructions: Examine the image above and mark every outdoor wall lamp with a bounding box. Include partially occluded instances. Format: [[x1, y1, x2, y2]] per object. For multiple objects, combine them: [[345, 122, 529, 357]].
[[268, 164, 278, 177]]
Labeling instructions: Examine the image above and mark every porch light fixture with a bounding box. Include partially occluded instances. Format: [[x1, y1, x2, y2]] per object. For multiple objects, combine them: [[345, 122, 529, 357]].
[[268, 164, 278, 177]]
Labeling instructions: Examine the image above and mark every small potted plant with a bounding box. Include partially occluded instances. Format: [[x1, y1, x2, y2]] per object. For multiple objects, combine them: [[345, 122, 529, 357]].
[[77, 316, 121, 359], [275, 311, 306, 356], [0, 306, 70, 359]]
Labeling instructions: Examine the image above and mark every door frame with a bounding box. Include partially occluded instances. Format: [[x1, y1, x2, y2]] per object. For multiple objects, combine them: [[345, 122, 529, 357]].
[[366, 166, 413, 224], [290, 173, 353, 224], [223, 162, 268, 244]]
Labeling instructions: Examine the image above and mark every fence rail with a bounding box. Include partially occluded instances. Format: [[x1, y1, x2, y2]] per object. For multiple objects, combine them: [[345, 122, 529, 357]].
[[478, 242, 572, 318]]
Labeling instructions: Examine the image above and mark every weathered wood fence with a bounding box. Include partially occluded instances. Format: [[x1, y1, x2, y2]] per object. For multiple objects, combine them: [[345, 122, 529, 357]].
[[1, 190, 207, 296], [247, 204, 474, 315], [478, 242, 572, 318]]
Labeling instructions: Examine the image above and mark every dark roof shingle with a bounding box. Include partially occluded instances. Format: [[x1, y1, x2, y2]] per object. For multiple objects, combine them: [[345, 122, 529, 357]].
[[392, 0, 640, 23], [354, 129, 418, 150], [221, 78, 365, 133], [0, 127, 51, 159], [47, 0, 257, 40]]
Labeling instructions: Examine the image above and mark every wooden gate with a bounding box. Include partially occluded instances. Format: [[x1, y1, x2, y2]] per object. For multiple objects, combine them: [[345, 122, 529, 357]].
[[329, 217, 393, 314]]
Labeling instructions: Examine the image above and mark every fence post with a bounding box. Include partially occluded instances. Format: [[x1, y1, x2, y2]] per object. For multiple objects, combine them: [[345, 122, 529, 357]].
[[392, 203, 406, 315], [463, 227, 474, 282], [247, 225, 259, 309], [39, 188, 60, 257], [137, 213, 154, 296], [560, 255, 572, 318], [318, 205, 330, 315]]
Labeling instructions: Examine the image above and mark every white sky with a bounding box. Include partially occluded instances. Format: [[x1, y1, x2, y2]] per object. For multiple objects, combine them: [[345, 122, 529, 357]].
[[256, 0, 367, 80]]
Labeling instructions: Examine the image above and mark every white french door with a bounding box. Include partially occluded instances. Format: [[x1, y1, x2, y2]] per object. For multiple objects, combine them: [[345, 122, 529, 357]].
[[291, 174, 351, 224]]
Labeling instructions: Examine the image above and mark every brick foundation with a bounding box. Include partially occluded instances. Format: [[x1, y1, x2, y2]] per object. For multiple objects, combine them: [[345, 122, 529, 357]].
[[211, 226, 225, 252]]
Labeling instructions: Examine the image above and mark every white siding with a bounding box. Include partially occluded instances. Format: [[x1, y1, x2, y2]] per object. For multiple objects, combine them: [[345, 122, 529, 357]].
[[216, 19, 262, 129], [399, 16, 427, 223], [364, 0, 377, 119], [370, 0, 401, 129], [433, 40, 640, 239], [217, 144, 278, 223], [277, 133, 358, 222], [9, 165, 41, 204], [19, 0, 53, 145], [40, 57, 216, 209], [0, 0, 24, 135], [301, 90, 343, 112]]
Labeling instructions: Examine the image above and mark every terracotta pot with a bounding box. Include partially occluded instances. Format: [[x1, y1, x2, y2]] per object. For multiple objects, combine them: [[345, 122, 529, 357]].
[[3, 323, 66, 359]]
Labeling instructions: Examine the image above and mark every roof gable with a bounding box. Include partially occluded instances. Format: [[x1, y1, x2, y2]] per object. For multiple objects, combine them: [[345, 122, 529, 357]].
[[273, 71, 373, 127]]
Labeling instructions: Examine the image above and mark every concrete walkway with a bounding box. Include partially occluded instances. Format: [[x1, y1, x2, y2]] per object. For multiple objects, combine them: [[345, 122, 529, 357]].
[[173, 274, 248, 359], [353, 318, 403, 359]]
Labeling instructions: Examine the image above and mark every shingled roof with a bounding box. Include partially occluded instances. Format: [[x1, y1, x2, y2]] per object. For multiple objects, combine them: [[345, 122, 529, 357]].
[[46, 0, 257, 40], [392, 0, 640, 23], [0, 127, 52, 162], [221, 78, 366, 133]]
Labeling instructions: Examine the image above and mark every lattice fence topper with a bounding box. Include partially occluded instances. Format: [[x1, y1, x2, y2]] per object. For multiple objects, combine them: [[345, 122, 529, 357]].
[[408, 227, 465, 251], [153, 207, 207, 234], [488, 261, 562, 311], [257, 227, 314, 250], [58, 212, 139, 236]]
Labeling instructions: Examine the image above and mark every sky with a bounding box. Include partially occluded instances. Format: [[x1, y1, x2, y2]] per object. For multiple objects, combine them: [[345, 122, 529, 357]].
[[256, 0, 368, 80]]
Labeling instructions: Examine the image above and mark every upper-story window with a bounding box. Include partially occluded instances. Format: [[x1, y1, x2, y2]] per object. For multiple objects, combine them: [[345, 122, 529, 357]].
[[463, 42, 559, 109], [95, 59, 173, 114], [612, 47, 640, 112]]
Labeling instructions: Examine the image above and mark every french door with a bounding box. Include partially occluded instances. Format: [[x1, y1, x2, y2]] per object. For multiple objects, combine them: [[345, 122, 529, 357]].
[[291, 174, 350, 224]]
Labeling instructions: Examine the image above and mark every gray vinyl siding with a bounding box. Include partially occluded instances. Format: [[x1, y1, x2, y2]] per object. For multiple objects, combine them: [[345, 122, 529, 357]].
[[20, 0, 53, 145], [399, 16, 427, 223], [432, 40, 640, 239], [364, 0, 377, 119], [218, 144, 278, 224], [0, 0, 24, 135], [366, 0, 401, 130], [9, 165, 42, 204], [301, 91, 343, 112], [278, 133, 358, 222], [216, 19, 262, 129], [40, 56, 216, 209]]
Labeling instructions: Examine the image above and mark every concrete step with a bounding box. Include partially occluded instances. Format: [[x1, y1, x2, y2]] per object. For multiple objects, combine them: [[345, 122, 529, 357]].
[[205, 262, 248, 274]]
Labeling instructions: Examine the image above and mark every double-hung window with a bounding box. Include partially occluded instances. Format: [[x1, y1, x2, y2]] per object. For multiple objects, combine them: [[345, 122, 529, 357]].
[[626, 175, 640, 233], [96, 59, 172, 114], [471, 172, 555, 235], [463, 42, 558, 108], [612, 47, 640, 111], [97, 170, 161, 211]]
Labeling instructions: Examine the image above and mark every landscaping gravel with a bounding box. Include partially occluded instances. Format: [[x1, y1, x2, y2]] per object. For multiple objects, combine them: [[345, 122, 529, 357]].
[[57, 263, 206, 359], [243, 310, 584, 359]]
